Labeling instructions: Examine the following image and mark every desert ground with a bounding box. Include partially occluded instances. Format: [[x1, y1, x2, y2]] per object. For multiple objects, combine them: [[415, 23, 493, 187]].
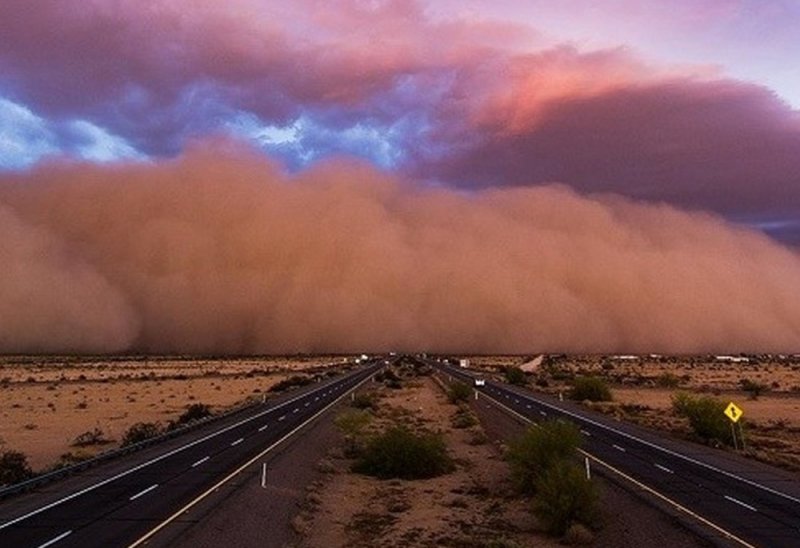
[[292, 363, 704, 547], [0, 355, 348, 471], [462, 355, 800, 472]]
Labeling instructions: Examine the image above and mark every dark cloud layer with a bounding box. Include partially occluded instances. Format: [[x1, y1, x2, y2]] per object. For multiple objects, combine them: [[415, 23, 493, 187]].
[[415, 77, 800, 220], [1, 1, 799, 239]]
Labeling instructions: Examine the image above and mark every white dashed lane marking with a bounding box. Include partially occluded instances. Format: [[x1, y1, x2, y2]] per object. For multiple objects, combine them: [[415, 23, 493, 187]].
[[724, 495, 757, 512], [129, 484, 159, 501], [36, 530, 72, 548]]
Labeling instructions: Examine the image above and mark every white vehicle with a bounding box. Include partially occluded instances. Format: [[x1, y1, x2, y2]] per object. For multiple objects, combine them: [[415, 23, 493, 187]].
[[474, 378, 486, 387]]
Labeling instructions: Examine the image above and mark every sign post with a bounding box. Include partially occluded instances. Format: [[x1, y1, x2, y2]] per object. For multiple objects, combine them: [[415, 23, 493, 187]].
[[724, 402, 744, 450]]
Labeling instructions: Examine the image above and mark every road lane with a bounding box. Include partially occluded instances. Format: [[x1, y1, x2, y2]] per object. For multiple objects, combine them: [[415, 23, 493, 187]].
[[0, 360, 382, 548], [436, 360, 800, 547]]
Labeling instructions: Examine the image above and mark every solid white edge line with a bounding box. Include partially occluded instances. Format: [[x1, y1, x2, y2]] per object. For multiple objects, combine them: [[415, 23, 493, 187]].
[[36, 530, 72, 548], [0, 365, 375, 531], [725, 495, 757, 512], [128, 369, 378, 548], [191, 457, 210, 468], [457, 379, 756, 548], [655, 463, 674, 474], [129, 484, 159, 501], [450, 366, 800, 507]]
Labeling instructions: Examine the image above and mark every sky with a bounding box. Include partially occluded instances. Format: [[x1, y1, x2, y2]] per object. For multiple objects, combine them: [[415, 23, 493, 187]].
[[1, 0, 800, 353]]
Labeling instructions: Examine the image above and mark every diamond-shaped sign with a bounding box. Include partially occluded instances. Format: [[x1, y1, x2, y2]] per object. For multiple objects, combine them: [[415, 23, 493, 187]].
[[724, 402, 743, 423]]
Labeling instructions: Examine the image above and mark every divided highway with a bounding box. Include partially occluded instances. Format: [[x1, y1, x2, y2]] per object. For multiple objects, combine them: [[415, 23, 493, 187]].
[[436, 360, 800, 547], [0, 359, 382, 548]]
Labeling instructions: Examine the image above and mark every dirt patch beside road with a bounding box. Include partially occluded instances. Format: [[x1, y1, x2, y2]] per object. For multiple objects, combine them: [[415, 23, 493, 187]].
[[294, 375, 554, 547]]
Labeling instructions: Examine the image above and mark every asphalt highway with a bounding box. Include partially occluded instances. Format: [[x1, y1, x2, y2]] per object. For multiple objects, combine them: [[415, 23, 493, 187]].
[[0, 359, 381, 548], [436, 360, 800, 548]]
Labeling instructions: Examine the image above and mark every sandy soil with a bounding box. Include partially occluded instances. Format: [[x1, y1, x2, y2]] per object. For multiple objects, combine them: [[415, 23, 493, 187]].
[[296, 374, 561, 547], [0, 356, 347, 471]]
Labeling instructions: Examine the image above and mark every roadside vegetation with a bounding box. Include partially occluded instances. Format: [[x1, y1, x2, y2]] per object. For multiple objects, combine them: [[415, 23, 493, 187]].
[[569, 376, 612, 402], [353, 425, 454, 480], [121, 422, 163, 447], [0, 449, 33, 486], [504, 365, 527, 386], [507, 420, 599, 537], [447, 381, 471, 404], [739, 378, 769, 400], [170, 402, 213, 429], [672, 392, 735, 446]]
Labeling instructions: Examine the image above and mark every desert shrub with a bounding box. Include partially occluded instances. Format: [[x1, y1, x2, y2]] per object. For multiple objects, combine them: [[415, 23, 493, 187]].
[[72, 427, 112, 447], [563, 523, 594, 545], [451, 407, 478, 429], [507, 420, 582, 494], [354, 426, 453, 479], [51, 450, 93, 470], [269, 375, 313, 393], [672, 393, 734, 446], [533, 461, 598, 536], [448, 381, 472, 404], [0, 450, 33, 486], [375, 369, 400, 384], [504, 366, 527, 386], [177, 403, 213, 424], [534, 461, 598, 534], [121, 422, 162, 447], [739, 378, 768, 400], [467, 428, 488, 445], [655, 373, 682, 388], [352, 392, 378, 411], [335, 409, 372, 457], [569, 377, 612, 402]]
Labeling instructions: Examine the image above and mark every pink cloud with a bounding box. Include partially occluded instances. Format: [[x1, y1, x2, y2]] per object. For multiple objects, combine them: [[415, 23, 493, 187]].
[[409, 47, 800, 221]]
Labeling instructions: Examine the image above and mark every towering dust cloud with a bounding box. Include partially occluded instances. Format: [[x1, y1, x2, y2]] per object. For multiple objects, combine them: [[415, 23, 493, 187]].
[[1, 143, 799, 354]]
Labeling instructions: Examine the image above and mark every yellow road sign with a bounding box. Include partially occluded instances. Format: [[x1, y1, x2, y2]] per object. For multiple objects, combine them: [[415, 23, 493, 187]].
[[724, 402, 743, 423]]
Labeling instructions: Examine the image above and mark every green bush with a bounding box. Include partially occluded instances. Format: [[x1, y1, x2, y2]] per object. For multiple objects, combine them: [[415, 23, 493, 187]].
[[269, 375, 313, 393], [352, 392, 378, 411], [72, 427, 112, 447], [672, 392, 734, 446], [353, 426, 454, 479], [655, 373, 681, 388], [0, 450, 33, 486], [533, 461, 598, 536], [507, 420, 582, 494], [176, 403, 213, 424], [739, 378, 768, 400], [569, 377, 612, 402], [448, 381, 472, 404], [121, 422, 162, 447], [504, 366, 527, 386], [335, 409, 373, 457], [451, 407, 478, 429]]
